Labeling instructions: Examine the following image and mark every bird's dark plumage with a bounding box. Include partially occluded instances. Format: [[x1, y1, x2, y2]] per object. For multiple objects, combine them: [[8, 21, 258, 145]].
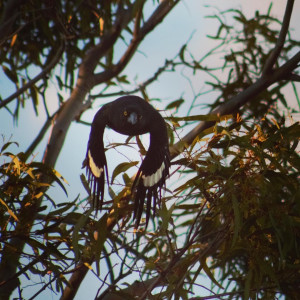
[[86, 95, 170, 227]]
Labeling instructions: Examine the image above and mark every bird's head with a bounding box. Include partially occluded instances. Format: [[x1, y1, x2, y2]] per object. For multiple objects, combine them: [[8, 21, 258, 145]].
[[123, 109, 139, 125], [108, 103, 149, 135]]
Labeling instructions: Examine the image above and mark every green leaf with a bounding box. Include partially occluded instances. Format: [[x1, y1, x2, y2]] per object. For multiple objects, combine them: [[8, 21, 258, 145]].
[[231, 194, 241, 247], [165, 98, 185, 111], [80, 173, 91, 195], [2, 65, 18, 83], [30, 85, 39, 116], [179, 44, 187, 62], [72, 210, 92, 261], [159, 201, 175, 231], [1, 141, 19, 154], [117, 75, 129, 84], [122, 173, 131, 186], [175, 203, 202, 210], [56, 75, 64, 90], [200, 258, 223, 289], [108, 186, 116, 199], [94, 213, 108, 274], [47, 202, 77, 218], [110, 161, 139, 185]]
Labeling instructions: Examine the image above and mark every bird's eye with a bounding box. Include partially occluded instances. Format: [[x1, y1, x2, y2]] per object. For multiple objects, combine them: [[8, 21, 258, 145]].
[[123, 110, 128, 117]]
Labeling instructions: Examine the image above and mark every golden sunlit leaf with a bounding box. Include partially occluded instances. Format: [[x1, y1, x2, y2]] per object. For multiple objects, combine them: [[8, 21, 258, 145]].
[[99, 17, 104, 36], [11, 34, 18, 47], [0, 198, 19, 222], [84, 262, 93, 270], [53, 169, 69, 184], [11, 155, 21, 175], [271, 118, 280, 129], [34, 192, 44, 199], [26, 167, 35, 179], [34, 182, 50, 188]]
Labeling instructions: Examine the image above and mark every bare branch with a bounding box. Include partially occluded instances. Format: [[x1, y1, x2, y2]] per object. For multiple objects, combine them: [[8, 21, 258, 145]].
[[77, 4, 134, 90], [93, 0, 180, 85], [289, 73, 300, 82], [23, 97, 75, 161], [90, 59, 179, 99], [60, 263, 90, 300], [133, 0, 145, 37], [140, 0, 180, 37], [262, 0, 295, 75]]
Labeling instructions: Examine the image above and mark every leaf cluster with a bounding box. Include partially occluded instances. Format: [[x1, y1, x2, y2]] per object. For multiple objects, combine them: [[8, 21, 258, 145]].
[[0, 141, 75, 297], [171, 117, 300, 298], [0, 0, 132, 117], [177, 6, 300, 125]]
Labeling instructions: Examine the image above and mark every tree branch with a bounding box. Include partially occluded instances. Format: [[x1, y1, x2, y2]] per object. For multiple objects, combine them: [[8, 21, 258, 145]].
[[93, 0, 180, 85], [76, 4, 134, 91], [42, 7, 134, 167], [24, 118, 53, 161], [262, 0, 295, 75], [140, 0, 180, 37], [170, 24, 300, 159], [90, 60, 179, 100]]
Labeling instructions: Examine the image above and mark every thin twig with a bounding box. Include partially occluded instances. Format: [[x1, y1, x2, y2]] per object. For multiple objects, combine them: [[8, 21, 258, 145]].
[[90, 60, 179, 99]]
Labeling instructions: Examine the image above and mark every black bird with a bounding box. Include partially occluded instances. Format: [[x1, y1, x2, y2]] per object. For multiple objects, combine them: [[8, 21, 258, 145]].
[[85, 95, 170, 227]]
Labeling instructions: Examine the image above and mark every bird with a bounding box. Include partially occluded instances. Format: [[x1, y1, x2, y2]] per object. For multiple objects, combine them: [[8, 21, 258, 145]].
[[85, 95, 170, 227]]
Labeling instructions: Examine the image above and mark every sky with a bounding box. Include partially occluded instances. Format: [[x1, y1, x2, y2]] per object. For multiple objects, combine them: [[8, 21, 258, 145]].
[[1, 0, 299, 299]]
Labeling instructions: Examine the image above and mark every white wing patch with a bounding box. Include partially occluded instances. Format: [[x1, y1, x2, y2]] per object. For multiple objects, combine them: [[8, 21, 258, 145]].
[[142, 162, 165, 187], [88, 150, 103, 178]]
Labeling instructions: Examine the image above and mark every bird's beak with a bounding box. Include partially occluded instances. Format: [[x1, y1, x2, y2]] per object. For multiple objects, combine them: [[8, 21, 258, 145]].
[[127, 112, 138, 124]]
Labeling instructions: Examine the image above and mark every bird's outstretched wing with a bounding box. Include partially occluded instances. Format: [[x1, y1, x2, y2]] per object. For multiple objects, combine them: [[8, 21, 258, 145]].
[[86, 105, 109, 211], [132, 142, 170, 228]]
